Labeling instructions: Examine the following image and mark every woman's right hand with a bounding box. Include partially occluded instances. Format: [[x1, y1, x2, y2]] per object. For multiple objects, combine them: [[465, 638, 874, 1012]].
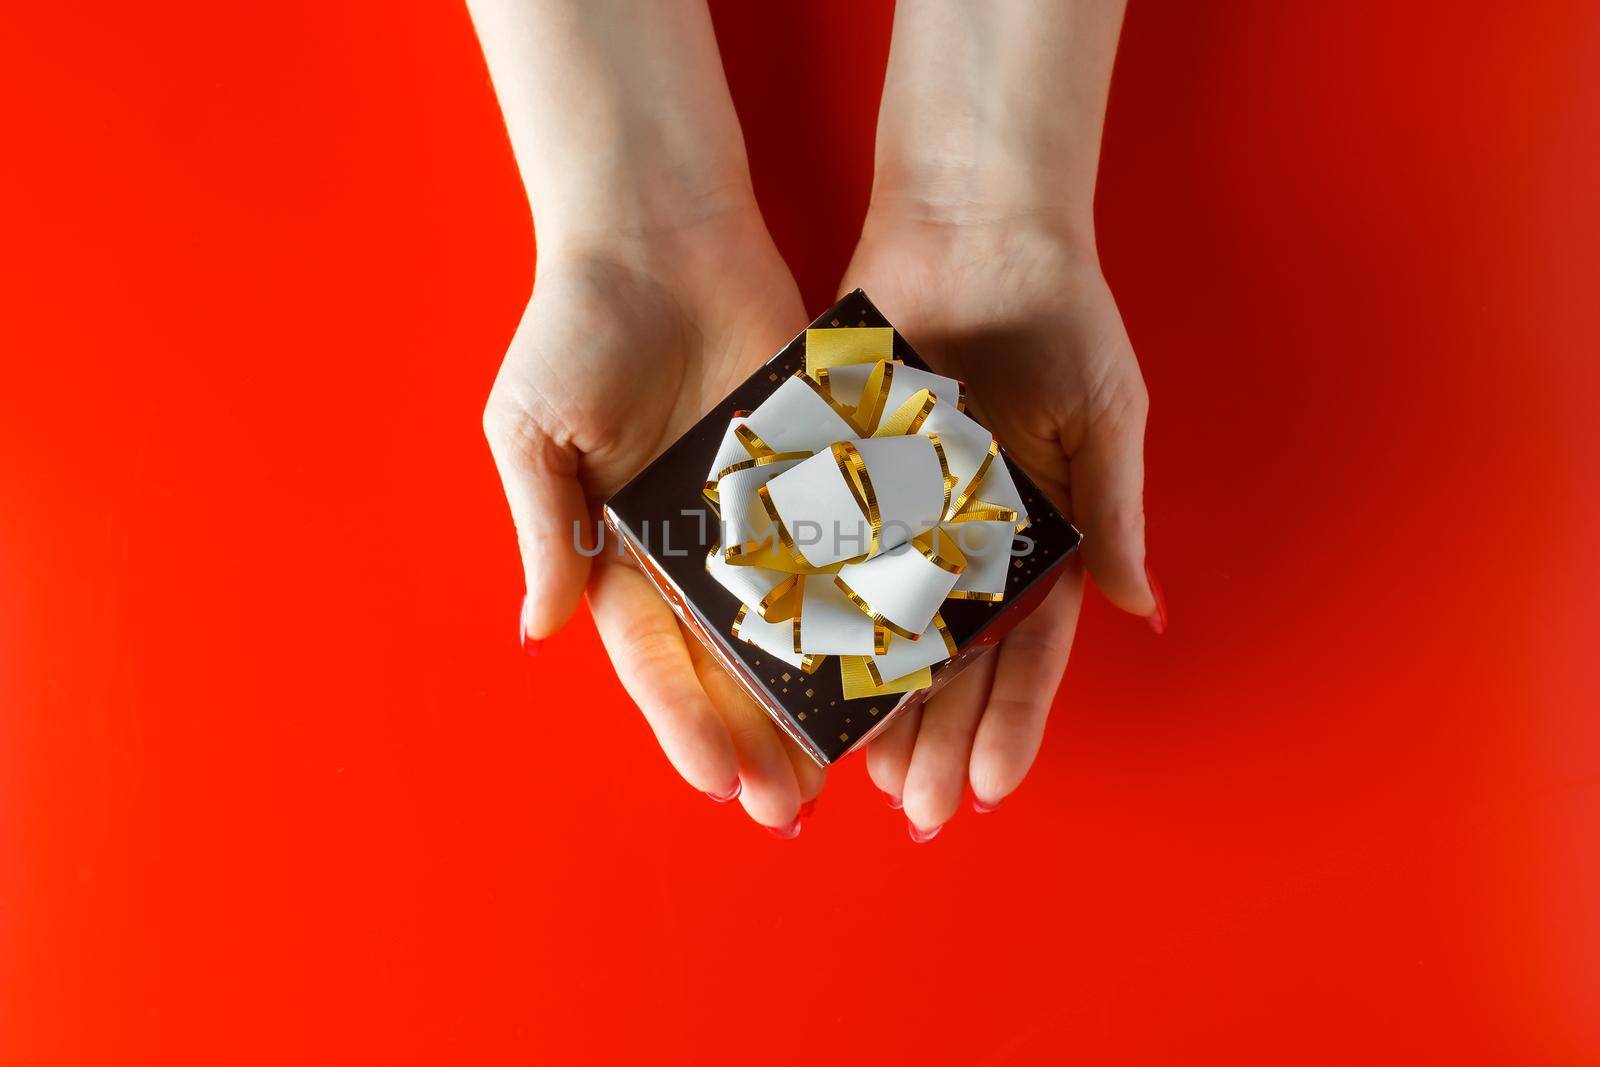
[[466, 0, 830, 834], [483, 212, 825, 835]]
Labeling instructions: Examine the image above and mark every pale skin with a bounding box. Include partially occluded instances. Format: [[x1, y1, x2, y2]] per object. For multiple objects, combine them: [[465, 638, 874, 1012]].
[[470, 0, 1161, 838]]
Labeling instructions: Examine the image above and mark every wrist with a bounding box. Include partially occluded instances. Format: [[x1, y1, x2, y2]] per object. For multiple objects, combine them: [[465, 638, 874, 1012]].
[[866, 0, 1121, 250], [532, 193, 779, 296], [865, 168, 1098, 253], [859, 182, 1100, 268], [528, 137, 759, 254], [470, 0, 760, 253], [868, 103, 1102, 246]]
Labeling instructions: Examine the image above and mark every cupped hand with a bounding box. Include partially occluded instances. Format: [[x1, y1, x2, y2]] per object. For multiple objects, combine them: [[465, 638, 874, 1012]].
[[483, 215, 825, 833], [841, 214, 1162, 837]]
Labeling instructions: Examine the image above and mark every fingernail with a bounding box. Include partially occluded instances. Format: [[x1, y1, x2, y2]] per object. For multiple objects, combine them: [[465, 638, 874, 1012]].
[[767, 816, 802, 840], [882, 791, 902, 810], [1145, 564, 1168, 635], [705, 780, 742, 804], [519, 594, 542, 656], [799, 798, 816, 818], [972, 794, 1001, 814], [907, 820, 942, 843]]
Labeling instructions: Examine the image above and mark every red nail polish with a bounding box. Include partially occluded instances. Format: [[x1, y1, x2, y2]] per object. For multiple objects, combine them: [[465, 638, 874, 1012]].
[[767, 816, 802, 840], [519, 594, 542, 655], [972, 794, 1001, 814], [705, 780, 742, 803], [1145, 564, 1168, 635], [799, 798, 816, 818], [907, 820, 942, 843], [882, 791, 903, 811]]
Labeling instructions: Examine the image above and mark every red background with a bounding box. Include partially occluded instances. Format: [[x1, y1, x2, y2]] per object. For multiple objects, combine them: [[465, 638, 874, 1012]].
[[4, 2, 1598, 1062]]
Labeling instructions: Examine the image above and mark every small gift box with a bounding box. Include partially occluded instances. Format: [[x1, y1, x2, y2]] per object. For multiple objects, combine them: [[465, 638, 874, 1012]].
[[604, 290, 1081, 766]]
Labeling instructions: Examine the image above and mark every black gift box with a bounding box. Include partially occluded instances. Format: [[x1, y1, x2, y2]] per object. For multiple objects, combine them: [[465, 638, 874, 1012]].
[[603, 290, 1081, 765]]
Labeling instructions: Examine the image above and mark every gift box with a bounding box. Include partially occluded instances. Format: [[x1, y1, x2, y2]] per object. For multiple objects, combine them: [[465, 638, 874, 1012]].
[[603, 290, 1081, 766]]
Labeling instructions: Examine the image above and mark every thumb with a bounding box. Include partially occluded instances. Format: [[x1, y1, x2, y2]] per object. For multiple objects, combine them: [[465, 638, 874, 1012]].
[[1069, 384, 1159, 621], [483, 394, 594, 645]]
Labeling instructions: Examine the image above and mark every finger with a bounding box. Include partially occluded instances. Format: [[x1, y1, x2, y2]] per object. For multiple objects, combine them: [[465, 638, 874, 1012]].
[[783, 740, 827, 810], [483, 389, 593, 642], [1069, 373, 1158, 618], [900, 649, 997, 838], [683, 632, 805, 832], [865, 703, 921, 809], [969, 567, 1084, 808], [588, 562, 741, 798]]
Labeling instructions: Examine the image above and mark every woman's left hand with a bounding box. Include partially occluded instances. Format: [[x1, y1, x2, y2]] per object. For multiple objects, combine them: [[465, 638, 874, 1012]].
[[841, 214, 1161, 838]]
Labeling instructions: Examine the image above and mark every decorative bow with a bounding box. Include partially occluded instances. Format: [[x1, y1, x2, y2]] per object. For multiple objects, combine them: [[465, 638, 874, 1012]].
[[703, 327, 1030, 699]]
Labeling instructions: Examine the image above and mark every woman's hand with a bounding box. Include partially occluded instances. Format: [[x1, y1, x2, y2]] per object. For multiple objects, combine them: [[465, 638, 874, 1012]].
[[842, 213, 1160, 838], [837, 0, 1155, 837], [468, 0, 826, 833], [484, 214, 826, 833]]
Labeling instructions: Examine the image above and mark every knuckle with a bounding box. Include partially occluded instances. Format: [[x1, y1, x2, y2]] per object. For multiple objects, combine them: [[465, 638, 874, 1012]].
[[622, 629, 684, 676], [1089, 367, 1150, 433], [727, 714, 774, 754], [1114, 504, 1147, 542], [675, 718, 734, 781], [1088, 492, 1147, 545], [514, 516, 566, 559], [481, 388, 533, 455], [483, 383, 579, 481], [1114, 377, 1151, 426], [983, 692, 1046, 726], [999, 629, 1075, 683]]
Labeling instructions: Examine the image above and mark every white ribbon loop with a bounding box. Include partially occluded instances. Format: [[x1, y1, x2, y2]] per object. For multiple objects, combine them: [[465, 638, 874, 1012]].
[[742, 374, 857, 452], [732, 604, 810, 670], [916, 403, 997, 518], [944, 520, 1015, 601], [972, 456, 1028, 528], [707, 546, 799, 620], [703, 417, 753, 498], [835, 534, 963, 639], [763, 435, 943, 568], [795, 574, 880, 656], [717, 457, 804, 563], [869, 614, 958, 686]]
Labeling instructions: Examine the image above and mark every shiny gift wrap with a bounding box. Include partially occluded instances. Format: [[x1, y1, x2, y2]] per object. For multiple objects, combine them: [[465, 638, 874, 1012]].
[[604, 291, 1080, 765]]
